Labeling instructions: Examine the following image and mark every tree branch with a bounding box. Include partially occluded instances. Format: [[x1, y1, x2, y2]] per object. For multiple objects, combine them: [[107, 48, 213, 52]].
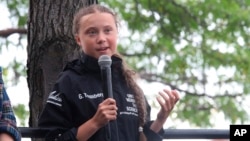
[[139, 71, 243, 99], [0, 28, 27, 38]]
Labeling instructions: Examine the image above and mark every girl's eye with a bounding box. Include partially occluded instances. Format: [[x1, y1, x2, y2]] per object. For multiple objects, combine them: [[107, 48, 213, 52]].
[[87, 30, 97, 35], [104, 28, 112, 33]]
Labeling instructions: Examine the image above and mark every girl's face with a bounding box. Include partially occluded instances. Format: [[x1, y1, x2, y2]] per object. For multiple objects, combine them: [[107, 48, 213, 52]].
[[75, 12, 118, 59]]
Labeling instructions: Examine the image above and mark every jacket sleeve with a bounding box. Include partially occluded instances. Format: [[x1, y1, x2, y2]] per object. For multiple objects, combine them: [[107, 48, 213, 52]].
[[38, 76, 78, 141], [0, 67, 22, 141], [143, 97, 165, 141]]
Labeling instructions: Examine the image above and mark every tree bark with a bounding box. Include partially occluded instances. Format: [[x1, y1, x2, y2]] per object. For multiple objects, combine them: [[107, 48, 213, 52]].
[[27, 0, 98, 140]]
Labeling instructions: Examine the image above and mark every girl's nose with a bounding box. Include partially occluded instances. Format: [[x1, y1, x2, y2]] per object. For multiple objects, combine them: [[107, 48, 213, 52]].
[[97, 32, 106, 44]]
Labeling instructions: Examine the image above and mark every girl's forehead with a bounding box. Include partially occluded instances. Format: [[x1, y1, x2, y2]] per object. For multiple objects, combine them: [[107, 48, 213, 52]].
[[80, 12, 116, 28], [81, 12, 114, 21]]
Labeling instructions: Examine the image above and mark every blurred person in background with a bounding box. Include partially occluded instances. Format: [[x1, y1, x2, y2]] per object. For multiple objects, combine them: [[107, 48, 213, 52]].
[[0, 66, 21, 141]]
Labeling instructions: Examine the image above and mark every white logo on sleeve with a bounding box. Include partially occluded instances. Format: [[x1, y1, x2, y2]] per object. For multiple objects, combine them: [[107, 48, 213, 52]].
[[47, 91, 62, 107]]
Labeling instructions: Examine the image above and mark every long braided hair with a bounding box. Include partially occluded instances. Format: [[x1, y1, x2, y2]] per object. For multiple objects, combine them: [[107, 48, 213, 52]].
[[113, 53, 147, 141]]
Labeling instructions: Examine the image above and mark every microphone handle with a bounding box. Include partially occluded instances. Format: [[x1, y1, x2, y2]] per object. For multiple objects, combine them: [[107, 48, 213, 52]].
[[101, 67, 113, 99], [105, 124, 111, 140], [101, 67, 112, 141], [101, 67, 119, 141]]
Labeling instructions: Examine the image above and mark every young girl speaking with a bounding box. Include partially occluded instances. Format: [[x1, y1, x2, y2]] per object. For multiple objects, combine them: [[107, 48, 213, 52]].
[[38, 4, 180, 141]]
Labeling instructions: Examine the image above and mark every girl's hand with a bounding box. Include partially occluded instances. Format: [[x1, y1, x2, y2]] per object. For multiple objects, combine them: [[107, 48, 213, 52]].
[[92, 98, 118, 128], [156, 88, 180, 122]]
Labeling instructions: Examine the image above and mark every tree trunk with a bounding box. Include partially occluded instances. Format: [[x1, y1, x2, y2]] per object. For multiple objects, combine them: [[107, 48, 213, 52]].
[[27, 0, 98, 140]]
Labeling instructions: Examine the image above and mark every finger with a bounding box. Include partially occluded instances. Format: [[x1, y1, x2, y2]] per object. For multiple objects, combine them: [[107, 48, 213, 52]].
[[102, 98, 116, 105], [105, 110, 118, 121], [98, 101, 116, 114], [172, 89, 180, 103], [159, 91, 172, 110], [163, 89, 176, 106], [156, 95, 165, 110], [108, 105, 118, 111], [156, 93, 170, 111]]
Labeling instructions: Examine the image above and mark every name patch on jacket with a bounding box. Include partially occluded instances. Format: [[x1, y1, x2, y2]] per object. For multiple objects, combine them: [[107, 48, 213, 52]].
[[78, 93, 103, 99]]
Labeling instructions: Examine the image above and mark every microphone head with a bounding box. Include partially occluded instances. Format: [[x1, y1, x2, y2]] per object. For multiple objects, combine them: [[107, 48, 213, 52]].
[[98, 55, 112, 67]]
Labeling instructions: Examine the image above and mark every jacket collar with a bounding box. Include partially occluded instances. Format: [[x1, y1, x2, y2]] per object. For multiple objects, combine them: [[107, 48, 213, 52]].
[[79, 53, 123, 73]]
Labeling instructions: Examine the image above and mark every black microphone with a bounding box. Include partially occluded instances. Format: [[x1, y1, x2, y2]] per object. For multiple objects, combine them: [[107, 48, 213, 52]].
[[98, 55, 120, 141], [98, 55, 113, 99], [98, 55, 113, 141]]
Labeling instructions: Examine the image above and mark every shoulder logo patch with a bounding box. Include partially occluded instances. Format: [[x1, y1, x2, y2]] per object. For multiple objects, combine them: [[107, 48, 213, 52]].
[[47, 91, 62, 107]]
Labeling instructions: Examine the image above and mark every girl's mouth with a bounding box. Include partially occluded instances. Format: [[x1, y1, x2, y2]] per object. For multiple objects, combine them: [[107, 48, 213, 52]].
[[96, 47, 109, 52]]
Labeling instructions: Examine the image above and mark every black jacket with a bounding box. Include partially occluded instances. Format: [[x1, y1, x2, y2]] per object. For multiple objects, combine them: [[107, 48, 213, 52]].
[[38, 54, 164, 141]]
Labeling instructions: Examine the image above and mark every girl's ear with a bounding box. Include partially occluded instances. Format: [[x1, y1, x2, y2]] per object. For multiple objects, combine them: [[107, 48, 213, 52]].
[[75, 35, 81, 46]]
